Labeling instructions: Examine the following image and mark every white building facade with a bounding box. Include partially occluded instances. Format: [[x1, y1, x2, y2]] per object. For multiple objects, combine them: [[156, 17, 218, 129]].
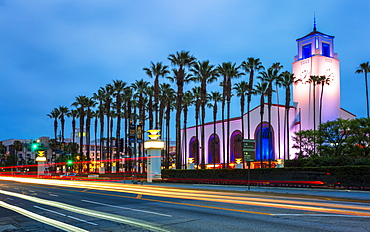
[[182, 26, 355, 168]]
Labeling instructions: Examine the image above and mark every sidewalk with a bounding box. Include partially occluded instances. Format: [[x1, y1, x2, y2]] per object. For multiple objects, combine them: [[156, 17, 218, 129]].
[[139, 182, 370, 202]]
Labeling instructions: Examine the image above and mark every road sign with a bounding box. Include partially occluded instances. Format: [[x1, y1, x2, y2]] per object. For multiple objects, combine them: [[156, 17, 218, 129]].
[[243, 139, 255, 160]]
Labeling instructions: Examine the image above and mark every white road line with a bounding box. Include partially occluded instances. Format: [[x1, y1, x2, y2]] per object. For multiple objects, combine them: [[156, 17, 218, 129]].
[[81, 199, 172, 217], [49, 194, 59, 197], [7, 198, 13, 200], [34, 205, 98, 225], [34, 205, 66, 216], [273, 213, 370, 218], [0, 201, 88, 232], [67, 215, 98, 225]]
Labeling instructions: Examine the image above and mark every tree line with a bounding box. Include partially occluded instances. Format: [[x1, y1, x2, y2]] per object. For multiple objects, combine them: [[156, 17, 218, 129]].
[[46, 51, 370, 171]]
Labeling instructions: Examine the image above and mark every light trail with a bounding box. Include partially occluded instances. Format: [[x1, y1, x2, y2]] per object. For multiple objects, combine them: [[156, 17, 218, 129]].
[[0, 189, 169, 232], [1, 177, 370, 217], [0, 201, 88, 232]]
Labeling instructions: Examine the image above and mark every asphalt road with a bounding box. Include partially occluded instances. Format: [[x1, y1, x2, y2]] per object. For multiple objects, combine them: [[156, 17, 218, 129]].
[[0, 178, 369, 232]]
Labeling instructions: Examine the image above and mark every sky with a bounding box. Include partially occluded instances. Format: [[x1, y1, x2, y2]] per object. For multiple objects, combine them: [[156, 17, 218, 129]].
[[1, 0, 369, 141]]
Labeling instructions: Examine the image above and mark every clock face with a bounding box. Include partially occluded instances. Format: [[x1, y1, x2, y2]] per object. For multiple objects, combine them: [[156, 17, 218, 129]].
[[325, 69, 334, 82]]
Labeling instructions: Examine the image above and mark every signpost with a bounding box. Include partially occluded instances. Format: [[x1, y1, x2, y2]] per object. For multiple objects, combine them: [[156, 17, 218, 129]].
[[243, 139, 255, 191]]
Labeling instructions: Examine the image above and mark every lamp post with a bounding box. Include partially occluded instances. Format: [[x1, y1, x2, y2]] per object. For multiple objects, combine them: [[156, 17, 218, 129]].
[[144, 129, 165, 183]]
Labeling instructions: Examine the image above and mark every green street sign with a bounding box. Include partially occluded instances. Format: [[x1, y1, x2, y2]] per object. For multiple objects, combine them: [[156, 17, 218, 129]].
[[242, 139, 255, 160]]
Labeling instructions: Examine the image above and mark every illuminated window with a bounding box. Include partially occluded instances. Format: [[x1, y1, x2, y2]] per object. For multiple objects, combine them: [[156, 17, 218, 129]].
[[302, 44, 312, 59], [322, 43, 330, 57]]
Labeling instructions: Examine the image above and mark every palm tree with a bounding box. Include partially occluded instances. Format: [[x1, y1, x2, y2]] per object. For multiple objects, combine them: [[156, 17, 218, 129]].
[[233, 81, 249, 140], [72, 95, 88, 166], [146, 86, 154, 130], [100, 84, 114, 169], [191, 86, 201, 167], [207, 91, 222, 168], [318, 75, 331, 125], [47, 108, 60, 143], [271, 63, 283, 160], [241, 58, 264, 139], [168, 51, 196, 169], [84, 97, 96, 172], [67, 109, 79, 155], [182, 91, 193, 168], [258, 67, 278, 167], [307, 75, 320, 130], [217, 62, 243, 167], [281, 71, 297, 161], [92, 89, 106, 166], [255, 81, 268, 168], [112, 80, 127, 165], [122, 87, 133, 170], [132, 79, 150, 172], [159, 83, 176, 169], [58, 106, 69, 145], [355, 62, 370, 118], [143, 62, 170, 129], [91, 110, 99, 170], [191, 60, 218, 169]]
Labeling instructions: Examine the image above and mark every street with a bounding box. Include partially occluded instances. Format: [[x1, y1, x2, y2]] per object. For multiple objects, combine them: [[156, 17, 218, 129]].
[[0, 177, 369, 231]]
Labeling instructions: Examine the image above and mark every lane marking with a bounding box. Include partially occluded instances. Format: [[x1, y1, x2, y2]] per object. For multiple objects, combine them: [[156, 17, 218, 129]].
[[0, 189, 169, 232], [67, 215, 98, 225], [0, 201, 88, 232], [49, 194, 59, 197], [35, 205, 98, 225], [273, 213, 370, 218], [34, 205, 66, 216], [81, 199, 172, 217]]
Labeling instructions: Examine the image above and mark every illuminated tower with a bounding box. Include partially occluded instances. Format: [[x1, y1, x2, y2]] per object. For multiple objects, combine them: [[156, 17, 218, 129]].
[[292, 22, 340, 130]]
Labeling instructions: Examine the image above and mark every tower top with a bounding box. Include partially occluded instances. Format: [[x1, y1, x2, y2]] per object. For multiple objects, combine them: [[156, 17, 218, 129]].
[[313, 13, 317, 31]]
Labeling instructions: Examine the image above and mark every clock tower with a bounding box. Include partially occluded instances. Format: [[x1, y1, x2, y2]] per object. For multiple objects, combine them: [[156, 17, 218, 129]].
[[292, 23, 340, 130]]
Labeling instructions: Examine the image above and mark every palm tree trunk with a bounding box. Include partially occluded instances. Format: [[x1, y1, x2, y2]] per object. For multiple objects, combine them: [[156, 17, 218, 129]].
[[365, 72, 369, 118]]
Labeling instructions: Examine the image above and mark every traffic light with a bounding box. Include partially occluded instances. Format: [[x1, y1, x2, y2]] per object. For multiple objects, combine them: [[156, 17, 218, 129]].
[[67, 160, 73, 166], [31, 142, 39, 151]]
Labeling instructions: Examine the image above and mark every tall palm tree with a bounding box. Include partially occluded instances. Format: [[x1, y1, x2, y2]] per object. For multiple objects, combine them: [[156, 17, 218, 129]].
[[163, 86, 176, 169], [168, 51, 196, 169], [307, 75, 320, 130], [47, 108, 60, 143], [207, 91, 222, 168], [318, 75, 331, 125], [143, 62, 170, 129], [132, 79, 150, 172], [271, 63, 283, 160], [67, 109, 79, 153], [91, 110, 99, 170], [101, 84, 114, 169], [93, 89, 106, 165], [84, 97, 96, 172], [182, 91, 193, 168], [112, 80, 127, 165], [191, 86, 201, 167], [241, 58, 264, 139], [281, 71, 296, 161], [255, 82, 268, 168], [146, 86, 154, 130], [217, 62, 243, 167], [191, 60, 218, 169], [72, 95, 89, 162], [58, 106, 69, 145], [233, 81, 249, 141], [258, 67, 278, 167], [122, 87, 133, 170], [355, 62, 370, 118]]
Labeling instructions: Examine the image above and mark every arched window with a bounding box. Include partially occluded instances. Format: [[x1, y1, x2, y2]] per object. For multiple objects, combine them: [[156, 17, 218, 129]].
[[189, 137, 199, 165], [255, 123, 275, 161], [207, 134, 220, 164], [230, 131, 242, 162]]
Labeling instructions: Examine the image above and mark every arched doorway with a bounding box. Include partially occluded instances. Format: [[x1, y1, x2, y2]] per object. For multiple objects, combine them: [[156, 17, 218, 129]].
[[207, 134, 220, 165], [255, 122, 275, 161], [189, 137, 199, 165], [230, 130, 242, 163]]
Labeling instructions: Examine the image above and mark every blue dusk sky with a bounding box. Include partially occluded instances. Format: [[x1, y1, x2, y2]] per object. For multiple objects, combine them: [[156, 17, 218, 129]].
[[0, 0, 369, 141]]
